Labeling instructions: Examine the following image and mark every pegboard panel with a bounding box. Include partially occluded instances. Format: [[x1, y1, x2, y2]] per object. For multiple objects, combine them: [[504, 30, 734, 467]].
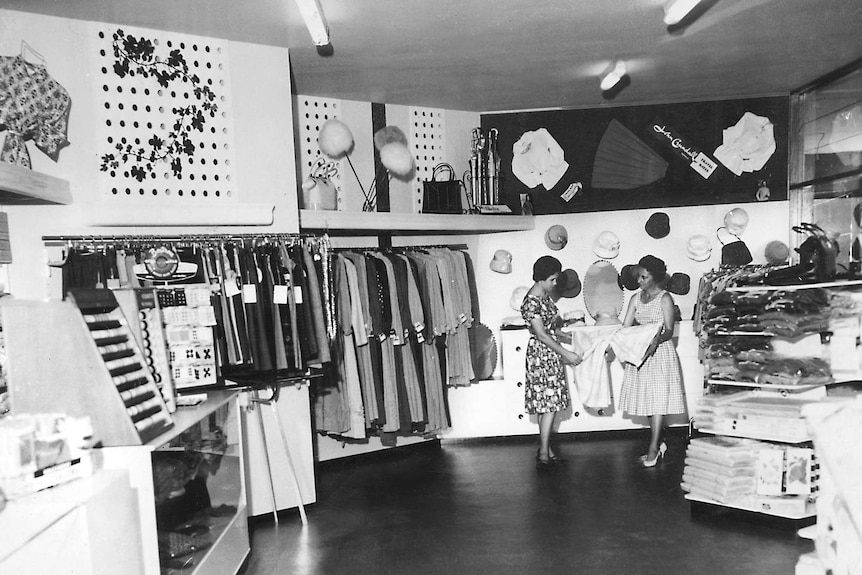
[[296, 96, 345, 209], [410, 107, 446, 212], [95, 26, 238, 201]]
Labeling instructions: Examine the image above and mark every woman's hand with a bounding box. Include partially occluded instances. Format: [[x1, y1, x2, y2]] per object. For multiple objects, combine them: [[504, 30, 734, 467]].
[[561, 349, 583, 366]]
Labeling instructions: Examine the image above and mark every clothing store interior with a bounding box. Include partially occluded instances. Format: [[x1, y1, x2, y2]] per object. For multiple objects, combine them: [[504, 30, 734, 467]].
[[1, 1, 862, 574]]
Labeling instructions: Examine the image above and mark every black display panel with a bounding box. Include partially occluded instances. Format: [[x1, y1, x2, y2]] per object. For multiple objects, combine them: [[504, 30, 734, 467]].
[[481, 96, 789, 214]]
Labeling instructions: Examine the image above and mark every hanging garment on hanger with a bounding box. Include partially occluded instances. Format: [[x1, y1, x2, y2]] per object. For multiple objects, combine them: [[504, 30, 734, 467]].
[[368, 255, 400, 432], [343, 254, 379, 426], [261, 245, 289, 371], [336, 255, 366, 437], [302, 246, 331, 365], [0, 55, 71, 168], [314, 255, 352, 435], [278, 242, 302, 370]]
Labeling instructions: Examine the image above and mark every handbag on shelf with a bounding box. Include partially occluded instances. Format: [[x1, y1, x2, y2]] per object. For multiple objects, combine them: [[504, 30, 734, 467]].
[[422, 163, 464, 214]]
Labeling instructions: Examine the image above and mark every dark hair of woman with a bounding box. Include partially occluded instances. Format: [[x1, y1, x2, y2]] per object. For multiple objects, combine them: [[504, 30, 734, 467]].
[[638, 255, 667, 283], [532, 255, 562, 281]]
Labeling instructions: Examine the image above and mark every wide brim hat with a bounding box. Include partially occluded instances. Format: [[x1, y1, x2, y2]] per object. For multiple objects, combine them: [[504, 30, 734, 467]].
[[618, 264, 639, 290], [593, 230, 620, 259], [645, 212, 670, 239], [489, 249, 512, 274], [687, 234, 712, 262], [545, 225, 568, 251], [556, 268, 582, 298], [724, 207, 749, 235], [765, 240, 790, 265]]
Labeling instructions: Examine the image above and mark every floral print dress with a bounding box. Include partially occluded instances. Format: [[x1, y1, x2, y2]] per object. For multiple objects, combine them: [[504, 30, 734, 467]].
[[521, 294, 570, 414]]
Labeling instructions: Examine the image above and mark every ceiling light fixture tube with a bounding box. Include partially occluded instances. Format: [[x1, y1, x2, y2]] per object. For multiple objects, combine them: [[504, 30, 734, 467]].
[[296, 0, 331, 46], [663, 0, 703, 25], [600, 60, 626, 91]]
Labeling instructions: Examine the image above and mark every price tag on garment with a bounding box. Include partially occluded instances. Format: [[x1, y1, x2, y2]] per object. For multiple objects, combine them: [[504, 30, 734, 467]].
[[224, 275, 241, 298], [107, 278, 121, 289], [242, 284, 258, 303], [294, 286, 303, 304], [273, 285, 289, 305]]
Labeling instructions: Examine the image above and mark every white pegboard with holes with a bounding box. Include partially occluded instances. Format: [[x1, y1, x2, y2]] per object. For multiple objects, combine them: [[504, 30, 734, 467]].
[[296, 96, 345, 209], [95, 25, 238, 202], [410, 107, 446, 213]]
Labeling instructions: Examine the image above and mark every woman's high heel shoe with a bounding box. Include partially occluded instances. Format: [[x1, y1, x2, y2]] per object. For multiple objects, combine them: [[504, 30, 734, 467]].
[[641, 442, 668, 468]]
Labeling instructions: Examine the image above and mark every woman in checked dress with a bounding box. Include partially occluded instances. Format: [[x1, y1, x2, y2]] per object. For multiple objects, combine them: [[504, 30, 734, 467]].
[[521, 255, 583, 471], [619, 255, 686, 467]]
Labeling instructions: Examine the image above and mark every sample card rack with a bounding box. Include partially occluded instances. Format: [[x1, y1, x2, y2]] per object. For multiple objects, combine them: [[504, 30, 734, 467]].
[[114, 288, 177, 413], [2, 292, 174, 446]]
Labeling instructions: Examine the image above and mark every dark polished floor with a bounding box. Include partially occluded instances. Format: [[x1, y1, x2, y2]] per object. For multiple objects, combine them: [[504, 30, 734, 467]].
[[240, 431, 813, 575]]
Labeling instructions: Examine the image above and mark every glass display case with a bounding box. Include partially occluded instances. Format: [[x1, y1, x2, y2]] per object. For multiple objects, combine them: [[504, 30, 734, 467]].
[[790, 58, 862, 271], [100, 390, 248, 575]]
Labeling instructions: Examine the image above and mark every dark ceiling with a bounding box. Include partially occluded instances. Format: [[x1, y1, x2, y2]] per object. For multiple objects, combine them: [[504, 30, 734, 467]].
[[3, 0, 862, 112]]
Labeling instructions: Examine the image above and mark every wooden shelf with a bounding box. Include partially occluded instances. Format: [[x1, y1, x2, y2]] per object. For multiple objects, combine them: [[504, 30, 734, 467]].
[[0, 162, 72, 204], [299, 209, 534, 235]]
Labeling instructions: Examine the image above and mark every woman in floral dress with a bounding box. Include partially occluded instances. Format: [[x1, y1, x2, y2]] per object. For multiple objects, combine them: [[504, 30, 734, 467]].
[[619, 255, 686, 467], [521, 255, 582, 470]]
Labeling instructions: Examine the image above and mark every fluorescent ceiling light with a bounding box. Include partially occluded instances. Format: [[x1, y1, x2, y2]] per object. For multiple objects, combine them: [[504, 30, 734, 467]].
[[296, 0, 330, 46], [600, 60, 626, 91], [663, 0, 703, 25]]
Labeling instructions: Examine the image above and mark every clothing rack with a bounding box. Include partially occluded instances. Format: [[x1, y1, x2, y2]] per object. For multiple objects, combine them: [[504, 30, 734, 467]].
[[333, 243, 468, 252], [43, 232, 326, 247]]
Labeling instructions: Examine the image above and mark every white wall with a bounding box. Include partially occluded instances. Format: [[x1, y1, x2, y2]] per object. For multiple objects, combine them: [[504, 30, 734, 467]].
[[0, 10, 299, 300], [472, 201, 791, 351]]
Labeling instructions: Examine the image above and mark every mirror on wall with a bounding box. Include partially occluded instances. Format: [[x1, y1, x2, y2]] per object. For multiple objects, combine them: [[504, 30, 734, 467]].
[[582, 260, 623, 325]]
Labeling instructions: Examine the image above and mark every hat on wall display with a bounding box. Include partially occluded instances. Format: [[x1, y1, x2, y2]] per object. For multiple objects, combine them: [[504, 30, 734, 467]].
[[509, 286, 529, 311], [593, 231, 620, 259], [666, 272, 691, 295], [723, 207, 750, 235], [686, 235, 712, 262], [545, 224, 568, 250], [489, 249, 513, 274], [618, 264, 640, 290], [764, 240, 790, 265], [555, 269, 582, 298], [645, 212, 670, 239]]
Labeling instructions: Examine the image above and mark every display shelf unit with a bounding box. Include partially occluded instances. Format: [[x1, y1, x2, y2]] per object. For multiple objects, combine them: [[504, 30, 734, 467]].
[[684, 493, 816, 520], [0, 162, 72, 204], [299, 209, 534, 234], [2, 293, 174, 446], [686, 277, 862, 521], [100, 390, 248, 575]]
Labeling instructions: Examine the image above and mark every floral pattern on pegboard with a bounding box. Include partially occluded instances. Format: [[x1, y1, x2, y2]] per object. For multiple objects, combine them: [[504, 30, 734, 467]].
[[99, 29, 218, 181]]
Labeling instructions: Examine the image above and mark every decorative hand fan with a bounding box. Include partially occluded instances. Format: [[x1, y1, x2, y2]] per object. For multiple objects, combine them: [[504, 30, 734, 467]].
[[469, 322, 498, 381], [591, 119, 668, 189]]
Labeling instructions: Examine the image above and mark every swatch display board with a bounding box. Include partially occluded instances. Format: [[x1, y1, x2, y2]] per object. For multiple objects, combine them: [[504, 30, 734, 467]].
[[481, 96, 789, 214]]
